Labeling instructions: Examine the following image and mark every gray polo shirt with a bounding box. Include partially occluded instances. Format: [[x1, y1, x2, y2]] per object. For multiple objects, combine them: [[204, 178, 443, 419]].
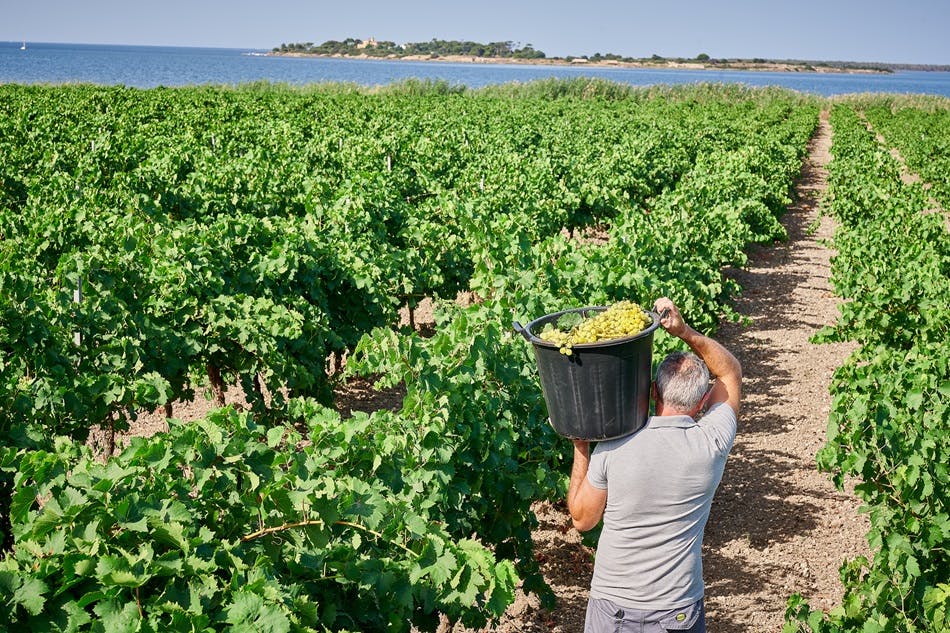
[[587, 402, 737, 610]]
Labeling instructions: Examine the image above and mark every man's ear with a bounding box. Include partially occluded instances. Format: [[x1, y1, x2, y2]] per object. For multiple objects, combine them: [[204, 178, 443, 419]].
[[692, 388, 713, 417]]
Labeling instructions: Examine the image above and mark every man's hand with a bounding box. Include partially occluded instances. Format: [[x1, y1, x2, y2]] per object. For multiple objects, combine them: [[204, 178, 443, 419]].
[[654, 297, 686, 338]]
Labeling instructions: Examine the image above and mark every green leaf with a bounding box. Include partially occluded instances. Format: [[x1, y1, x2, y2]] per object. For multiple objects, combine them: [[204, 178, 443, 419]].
[[77, 590, 108, 609], [225, 590, 264, 625], [861, 618, 885, 633], [63, 599, 93, 631], [907, 389, 924, 410], [93, 599, 141, 633], [95, 556, 146, 588], [148, 518, 188, 551], [13, 576, 48, 616], [485, 560, 518, 616], [266, 426, 285, 448], [905, 554, 921, 578], [404, 513, 428, 539], [225, 590, 291, 633]]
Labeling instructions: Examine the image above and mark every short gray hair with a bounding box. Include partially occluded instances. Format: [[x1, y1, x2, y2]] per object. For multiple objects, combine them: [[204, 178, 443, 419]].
[[656, 352, 710, 412]]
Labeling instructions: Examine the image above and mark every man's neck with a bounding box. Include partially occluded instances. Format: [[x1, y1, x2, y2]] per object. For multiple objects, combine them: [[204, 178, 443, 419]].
[[655, 403, 700, 418]]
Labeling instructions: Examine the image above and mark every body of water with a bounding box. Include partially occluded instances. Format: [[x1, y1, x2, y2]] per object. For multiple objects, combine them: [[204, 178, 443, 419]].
[[2, 41, 950, 97]]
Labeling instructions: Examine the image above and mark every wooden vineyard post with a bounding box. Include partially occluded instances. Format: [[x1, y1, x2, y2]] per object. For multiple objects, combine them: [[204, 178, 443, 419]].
[[207, 364, 226, 406], [253, 372, 263, 401]]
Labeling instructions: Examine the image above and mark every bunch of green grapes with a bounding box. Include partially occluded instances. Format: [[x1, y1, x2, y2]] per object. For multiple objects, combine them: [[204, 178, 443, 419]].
[[538, 301, 651, 355]]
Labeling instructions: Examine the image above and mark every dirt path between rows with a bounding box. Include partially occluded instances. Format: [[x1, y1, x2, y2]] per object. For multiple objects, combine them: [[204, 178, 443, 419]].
[[460, 109, 871, 632], [699, 110, 869, 631]]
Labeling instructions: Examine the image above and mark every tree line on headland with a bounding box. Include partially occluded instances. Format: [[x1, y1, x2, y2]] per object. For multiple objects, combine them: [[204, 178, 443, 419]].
[[272, 38, 950, 72], [275, 38, 546, 60]]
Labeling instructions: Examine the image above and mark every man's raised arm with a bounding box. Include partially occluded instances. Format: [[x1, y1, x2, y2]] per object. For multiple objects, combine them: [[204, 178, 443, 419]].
[[653, 297, 742, 415]]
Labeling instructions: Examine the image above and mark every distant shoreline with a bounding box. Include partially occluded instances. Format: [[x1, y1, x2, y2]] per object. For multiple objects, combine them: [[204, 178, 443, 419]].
[[267, 52, 904, 75]]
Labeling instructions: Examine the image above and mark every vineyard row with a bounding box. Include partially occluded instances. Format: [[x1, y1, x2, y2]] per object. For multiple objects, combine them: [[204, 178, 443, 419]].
[[785, 102, 950, 632]]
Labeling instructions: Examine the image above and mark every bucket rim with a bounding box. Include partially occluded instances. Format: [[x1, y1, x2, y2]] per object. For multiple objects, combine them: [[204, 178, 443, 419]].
[[520, 305, 662, 350]]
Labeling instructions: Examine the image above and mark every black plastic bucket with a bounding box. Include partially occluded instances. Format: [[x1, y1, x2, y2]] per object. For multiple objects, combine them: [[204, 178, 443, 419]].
[[514, 306, 662, 441]]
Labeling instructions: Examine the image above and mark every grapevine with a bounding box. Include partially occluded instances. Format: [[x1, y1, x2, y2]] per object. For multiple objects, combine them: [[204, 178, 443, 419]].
[[785, 102, 950, 632]]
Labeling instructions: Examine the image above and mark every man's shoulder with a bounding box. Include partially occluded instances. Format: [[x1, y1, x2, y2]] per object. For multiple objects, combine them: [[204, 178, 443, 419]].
[[699, 401, 737, 423], [697, 402, 738, 455]]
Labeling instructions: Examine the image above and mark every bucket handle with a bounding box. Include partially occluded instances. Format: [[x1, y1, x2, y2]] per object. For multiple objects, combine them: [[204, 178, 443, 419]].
[[512, 321, 532, 342]]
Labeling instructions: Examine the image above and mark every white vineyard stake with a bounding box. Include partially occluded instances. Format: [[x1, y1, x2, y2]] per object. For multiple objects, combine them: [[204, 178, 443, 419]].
[[73, 278, 83, 346]]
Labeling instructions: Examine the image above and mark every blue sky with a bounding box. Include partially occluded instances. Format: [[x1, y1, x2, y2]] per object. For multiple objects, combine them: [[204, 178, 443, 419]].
[[2, 0, 948, 64]]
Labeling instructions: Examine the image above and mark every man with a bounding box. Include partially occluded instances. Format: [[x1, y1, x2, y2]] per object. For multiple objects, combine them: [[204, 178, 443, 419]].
[[567, 297, 742, 633]]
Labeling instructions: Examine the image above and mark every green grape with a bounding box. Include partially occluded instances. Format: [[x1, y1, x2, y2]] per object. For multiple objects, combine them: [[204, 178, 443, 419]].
[[538, 301, 650, 352]]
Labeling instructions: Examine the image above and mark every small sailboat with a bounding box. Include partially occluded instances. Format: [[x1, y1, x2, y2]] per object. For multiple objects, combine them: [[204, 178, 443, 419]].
[[20, 41, 27, 50]]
